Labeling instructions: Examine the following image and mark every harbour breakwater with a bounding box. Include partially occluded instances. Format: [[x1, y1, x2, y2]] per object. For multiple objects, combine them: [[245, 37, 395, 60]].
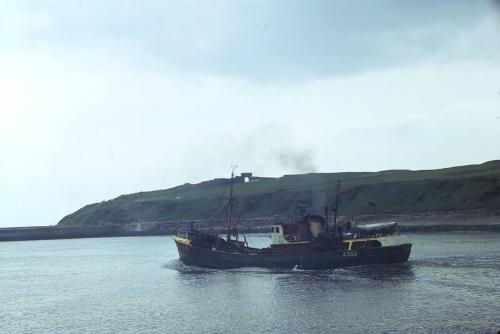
[[0, 218, 275, 242], [2, 212, 500, 242]]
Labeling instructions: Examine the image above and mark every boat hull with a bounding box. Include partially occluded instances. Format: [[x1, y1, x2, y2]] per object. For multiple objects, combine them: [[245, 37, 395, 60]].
[[174, 238, 412, 270]]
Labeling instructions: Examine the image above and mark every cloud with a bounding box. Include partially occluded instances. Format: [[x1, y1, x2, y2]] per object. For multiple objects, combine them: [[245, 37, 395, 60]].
[[3, 1, 499, 80], [1, 1, 500, 227]]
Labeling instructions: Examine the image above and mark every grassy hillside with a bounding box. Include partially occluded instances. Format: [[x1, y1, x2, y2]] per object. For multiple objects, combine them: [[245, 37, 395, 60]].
[[58, 160, 500, 226]]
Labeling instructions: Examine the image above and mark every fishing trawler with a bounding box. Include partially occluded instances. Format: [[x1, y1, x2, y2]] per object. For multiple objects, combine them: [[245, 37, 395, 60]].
[[173, 171, 412, 269]]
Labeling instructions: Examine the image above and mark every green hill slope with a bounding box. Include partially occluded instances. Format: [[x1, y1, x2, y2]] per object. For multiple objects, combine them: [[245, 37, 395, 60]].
[[58, 160, 500, 226]]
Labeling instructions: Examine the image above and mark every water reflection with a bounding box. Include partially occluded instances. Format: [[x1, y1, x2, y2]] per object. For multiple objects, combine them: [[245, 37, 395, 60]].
[[165, 258, 416, 284], [345, 263, 415, 282]]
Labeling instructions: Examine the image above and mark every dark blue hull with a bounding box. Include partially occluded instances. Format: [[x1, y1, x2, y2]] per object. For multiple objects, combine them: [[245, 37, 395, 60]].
[[174, 240, 412, 270]]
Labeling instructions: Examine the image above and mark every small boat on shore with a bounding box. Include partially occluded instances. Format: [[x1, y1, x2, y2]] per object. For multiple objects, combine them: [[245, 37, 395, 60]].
[[173, 172, 412, 270]]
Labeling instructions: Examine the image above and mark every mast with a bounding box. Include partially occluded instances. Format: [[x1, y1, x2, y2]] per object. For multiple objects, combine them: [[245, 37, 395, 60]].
[[226, 167, 236, 241], [332, 180, 341, 237], [324, 206, 329, 232]]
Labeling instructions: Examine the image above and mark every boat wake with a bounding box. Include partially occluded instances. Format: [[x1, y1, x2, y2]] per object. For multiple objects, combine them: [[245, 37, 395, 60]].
[[410, 256, 500, 270], [162, 259, 219, 274], [163, 260, 324, 275], [163, 259, 416, 281]]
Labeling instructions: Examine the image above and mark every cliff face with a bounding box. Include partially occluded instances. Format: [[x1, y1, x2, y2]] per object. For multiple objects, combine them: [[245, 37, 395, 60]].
[[58, 160, 500, 226]]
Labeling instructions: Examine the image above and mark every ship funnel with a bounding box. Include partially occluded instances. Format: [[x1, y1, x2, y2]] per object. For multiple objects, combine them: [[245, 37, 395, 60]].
[[306, 215, 324, 238]]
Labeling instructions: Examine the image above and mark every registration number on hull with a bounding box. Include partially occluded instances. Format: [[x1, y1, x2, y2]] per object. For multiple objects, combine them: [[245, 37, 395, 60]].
[[342, 250, 358, 257]]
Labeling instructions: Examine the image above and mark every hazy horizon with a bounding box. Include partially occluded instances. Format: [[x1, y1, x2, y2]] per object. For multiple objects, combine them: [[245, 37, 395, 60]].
[[1, 0, 500, 227]]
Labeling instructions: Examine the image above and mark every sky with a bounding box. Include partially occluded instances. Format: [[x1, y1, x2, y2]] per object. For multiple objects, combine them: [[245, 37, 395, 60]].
[[1, 0, 500, 227]]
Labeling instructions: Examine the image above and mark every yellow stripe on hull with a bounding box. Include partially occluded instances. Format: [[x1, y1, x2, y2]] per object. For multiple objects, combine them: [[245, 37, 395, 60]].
[[173, 235, 192, 246]]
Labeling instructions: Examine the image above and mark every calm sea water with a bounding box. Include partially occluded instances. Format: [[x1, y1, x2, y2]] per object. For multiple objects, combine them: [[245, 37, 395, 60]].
[[1, 233, 499, 334]]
